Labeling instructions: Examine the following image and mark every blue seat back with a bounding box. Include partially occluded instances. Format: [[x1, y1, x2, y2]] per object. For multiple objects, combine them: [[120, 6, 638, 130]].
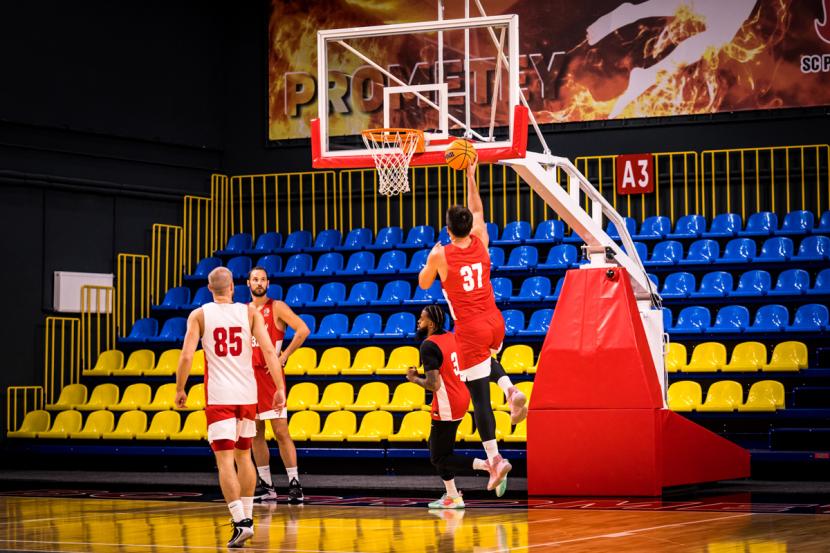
[[191, 287, 212, 307], [342, 251, 375, 273], [638, 216, 671, 238], [486, 222, 499, 243], [159, 317, 187, 340], [314, 282, 346, 305], [375, 250, 407, 273], [819, 211, 830, 232], [744, 211, 778, 235], [342, 228, 372, 249], [526, 309, 554, 332], [780, 210, 814, 234], [312, 229, 342, 250], [227, 256, 252, 279], [650, 241, 683, 263], [790, 304, 828, 330], [283, 230, 313, 251], [408, 249, 430, 271], [266, 285, 283, 301], [252, 231, 282, 252], [545, 244, 577, 266], [685, 239, 719, 263], [413, 280, 442, 301], [500, 221, 531, 242], [734, 270, 771, 295], [813, 269, 830, 292], [518, 276, 551, 299], [488, 247, 505, 267], [233, 287, 251, 303], [533, 219, 564, 242], [193, 257, 221, 278], [662, 308, 672, 330], [797, 235, 830, 259], [648, 273, 659, 288], [674, 306, 711, 331], [752, 304, 788, 331], [403, 225, 434, 247], [506, 246, 538, 268], [283, 253, 312, 275], [379, 280, 411, 303], [316, 313, 349, 338], [607, 217, 637, 239], [160, 286, 190, 308], [697, 271, 733, 295], [551, 277, 565, 299], [713, 305, 749, 331], [722, 238, 756, 261], [758, 237, 794, 261], [502, 310, 525, 334], [661, 272, 695, 297], [128, 318, 158, 339], [286, 314, 316, 340], [672, 214, 706, 237], [255, 255, 282, 276], [625, 242, 648, 262], [438, 226, 450, 245], [707, 213, 742, 236], [222, 233, 253, 253], [349, 312, 382, 336], [346, 281, 378, 304], [374, 226, 403, 248], [384, 312, 416, 335], [312, 253, 344, 273], [284, 283, 314, 307], [491, 277, 513, 301], [773, 269, 810, 294]]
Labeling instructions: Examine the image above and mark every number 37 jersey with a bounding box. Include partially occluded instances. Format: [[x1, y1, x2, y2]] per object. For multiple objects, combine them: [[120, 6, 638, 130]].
[[441, 235, 498, 321], [201, 302, 257, 406]]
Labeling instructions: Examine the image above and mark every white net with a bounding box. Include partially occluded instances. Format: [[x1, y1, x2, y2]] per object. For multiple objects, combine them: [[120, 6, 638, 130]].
[[361, 129, 423, 196]]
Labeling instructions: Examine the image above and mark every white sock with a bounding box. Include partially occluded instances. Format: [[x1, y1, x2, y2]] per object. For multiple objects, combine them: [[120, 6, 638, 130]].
[[228, 499, 245, 522], [472, 458, 488, 471], [286, 466, 299, 481], [498, 377, 514, 396], [483, 439, 499, 462], [443, 479, 459, 498], [257, 465, 272, 486], [241, 496, 254, 520]]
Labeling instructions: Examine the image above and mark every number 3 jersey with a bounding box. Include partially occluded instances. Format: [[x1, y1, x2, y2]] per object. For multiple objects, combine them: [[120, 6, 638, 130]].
[[421, 332, 470, 421], [441, 234, 498, 321], [201, 302, 257, 406]]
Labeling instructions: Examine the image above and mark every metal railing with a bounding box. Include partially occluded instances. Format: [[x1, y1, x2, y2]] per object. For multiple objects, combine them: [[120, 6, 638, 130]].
[[43, 317, 80, 405], [151, 224, 183, 305], [6, 386, 44, 434], [80, 285, 115, 371], [116, 253, 150, 337], [183, 194, 213, 275]]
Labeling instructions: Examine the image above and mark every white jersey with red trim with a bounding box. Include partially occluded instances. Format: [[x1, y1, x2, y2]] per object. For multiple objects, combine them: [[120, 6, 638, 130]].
[[201, 302, 256, 405]]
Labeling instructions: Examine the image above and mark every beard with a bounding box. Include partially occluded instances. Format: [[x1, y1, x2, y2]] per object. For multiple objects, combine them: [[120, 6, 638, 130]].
[[251, 287, 267, 298], [415, 326, 429, 341]]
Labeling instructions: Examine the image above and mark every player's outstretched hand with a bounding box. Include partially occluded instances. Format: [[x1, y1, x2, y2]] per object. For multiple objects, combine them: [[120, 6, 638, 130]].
[[273, 389, 286, 411], [467, 157, 478, 174], [405, 367, 418, 383], [174, 390, 187, 409]]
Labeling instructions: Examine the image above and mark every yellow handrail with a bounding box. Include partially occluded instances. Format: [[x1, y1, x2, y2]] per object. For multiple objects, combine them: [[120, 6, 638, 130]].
[[80, 285, 115, 371], [6, 386, 44, 434], [43, 317, 80, 405], [151, 224, 184, 305], [183, 194, 213, 274], [116, 253, 150, 337]]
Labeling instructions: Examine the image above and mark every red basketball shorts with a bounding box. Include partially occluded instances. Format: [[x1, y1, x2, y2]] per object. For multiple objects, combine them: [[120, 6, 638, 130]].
[[205, 403, 257, 444], [254, 366, 287, 420], [453, 309, 505, 376]]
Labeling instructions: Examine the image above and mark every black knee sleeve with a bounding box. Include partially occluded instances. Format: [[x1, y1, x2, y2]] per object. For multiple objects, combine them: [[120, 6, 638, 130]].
[[465, 377, 497, 442]]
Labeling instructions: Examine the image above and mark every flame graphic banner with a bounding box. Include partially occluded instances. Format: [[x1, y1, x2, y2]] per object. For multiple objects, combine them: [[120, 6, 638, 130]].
[[268, 0, 830, 141]]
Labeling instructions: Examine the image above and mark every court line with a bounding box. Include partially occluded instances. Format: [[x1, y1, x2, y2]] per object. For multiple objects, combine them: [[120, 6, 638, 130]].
[[0, 540, 368, 553]]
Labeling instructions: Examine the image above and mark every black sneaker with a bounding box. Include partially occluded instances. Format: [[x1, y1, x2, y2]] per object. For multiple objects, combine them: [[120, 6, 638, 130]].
[[227, 518, 254, 548], [254, 477, 278, 502], [287, 477, 304, 504]]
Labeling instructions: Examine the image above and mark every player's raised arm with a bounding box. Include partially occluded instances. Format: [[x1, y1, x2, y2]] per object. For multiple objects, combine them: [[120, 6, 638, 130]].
[[418, 242, 444, 290], [465, 159, 488, 248], [272, 301, 310, 366], [250, 305, 286, 410], [175, 308, 203, 408]]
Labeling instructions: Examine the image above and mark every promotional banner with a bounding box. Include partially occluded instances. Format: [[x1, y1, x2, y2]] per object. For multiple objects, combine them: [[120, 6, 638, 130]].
[[268, 0, 830, 141]]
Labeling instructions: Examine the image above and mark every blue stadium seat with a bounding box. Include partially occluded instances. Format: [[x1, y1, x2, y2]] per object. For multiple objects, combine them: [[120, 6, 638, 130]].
[[341, 312, 382, 340], [517, 309, 554, 337], [254, 255, 282, 278], [399, 225, 434, 250], [786, 304, 828, 332], [703, 213, 742, 238], [306, 282, 346, 308], [648, 273, 660, 288], [633, 215, 671, 240], [335, 228, 373, 251], [305, 252, 344, 276], [502, 310, 525, 336], [660, 272, 695, 299], [709, 305, 750, 334], [244, 232, 282, 255], [547, 278, 565, 301], [233, 286, 251, 303], [278, 253, 313, 277], [149, 317, 187, 343], [499, 246, 538, 271], [185, 257, 221, 281], [731, 270, 771, 297], [275, 230, 312, 253], [403, 281, 443, 305], [120, 318, 158, 343], [679, 239, 719, 265], [644, 241, 682, 266], [492, 277, 513, 302], [227, 256, 252, 279], [487, 222, 500, 244], [336, 251, 375, 276], [306, 229, 341, 252], [313, 313, 349, 340], [768, 269, 810, 296], [284, 283, 314, 307], [285, 314, 315, 340], [662, 308, 673, 331], [154, 286, 190, 310], [341, 281, 378, 306], [747, 304, 788, 333], [493, 221, 531, 246], [372, 280, 411, 306], [368, 250, 407, 275], [740, 211, 778, 237], [216, 233, 253, 256], [757, 237, 794, 262], [715, 238, 756, 264], [189, 287, 213, 308], [816, 211, 830, 233], [630, 242, 648, 262], [667, 214, 706, 239], [266, 285, 282, 301], [778, 210, 814, 236], [691, 271, 733, 298], [375, 312, 417, 339], [488, 247, 505, 268], [400, 249, 429, 274], [538, 244, 577, 270], [672, 306, 711, 333], [526, 219, 564, 244], [438, 226, 450, 245], [807, 269, 830, 296], [365, 226, 404, 250], [794, 235, 830, 261], [607, 217, 637, 240], [510, 276, 551, 302]]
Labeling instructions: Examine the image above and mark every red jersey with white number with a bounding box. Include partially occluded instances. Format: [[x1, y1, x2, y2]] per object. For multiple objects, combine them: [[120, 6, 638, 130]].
[[201, 302, 256, 405], [250, 299, 285, 370], [426, 332, 470, 421], [441, 235, 498, 321]]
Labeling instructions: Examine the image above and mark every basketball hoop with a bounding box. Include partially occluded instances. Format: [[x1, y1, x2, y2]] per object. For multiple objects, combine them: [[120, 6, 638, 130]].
[[361, 128, 425, 196]]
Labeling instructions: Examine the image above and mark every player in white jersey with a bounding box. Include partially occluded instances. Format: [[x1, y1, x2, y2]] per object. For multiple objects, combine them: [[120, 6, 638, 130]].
[[175, 267, 285, 549]]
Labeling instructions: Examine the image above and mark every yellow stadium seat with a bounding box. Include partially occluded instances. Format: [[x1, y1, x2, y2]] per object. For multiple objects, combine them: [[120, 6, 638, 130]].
[[177, 383, 205, 411], [762, 341, 808, 372], [387, 411, 431, 442], [82, 349, 124, 376], [346, 411, 394, 442], [69, 410, 114, 439], [464, 411, 511, 442], [665, 342, 687, 373], [685, 342, 727, 372], [347, 382, 390, 412], [490, 382, 506, 410], [118, 349, 156, 376], [170, 410, 207, 440], [723, 342, 767, 372], [739, 380, 785, 412], [109, 383, 152, 411], [288, 411, 320, 441], [342, 346, 385, 375], [455, 413, 472, 441], [7, 410, 50, 438], [698, 381, 743, 412], [284, 347, 317, 376], [667, 381, 703, 412], [286, 382, 319, 411], [75, 384, 119, 411], [310, 347, 351, 376], [139, 383, 177, 411], [504, 419, 526, 442], [500, 345, 534, 374], [136, 411, 181, 440], [144, 349, 181, 376], [190, 349, 205, 376], [37, 410, 83, 439], [103, 410, 147, 439], [45, 384, 87, 411], [748, 540, 787, 553], [310, 411, 356, 441], [309, 382, 354, 412], [376, 346, 419, 375], [383, 382, 425, 412], [264, 421, 276, 441]]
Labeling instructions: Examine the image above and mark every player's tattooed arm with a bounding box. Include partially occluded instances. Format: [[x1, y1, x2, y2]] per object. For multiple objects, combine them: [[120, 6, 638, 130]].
[[406, 367, 442, 392]]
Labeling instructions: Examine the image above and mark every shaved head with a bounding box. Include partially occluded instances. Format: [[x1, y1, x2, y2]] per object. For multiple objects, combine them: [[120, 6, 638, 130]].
[[208, 267, 233, 298]]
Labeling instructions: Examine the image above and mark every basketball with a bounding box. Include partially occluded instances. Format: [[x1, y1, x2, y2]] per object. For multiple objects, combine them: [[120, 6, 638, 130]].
[[444, 139, 477, 170]]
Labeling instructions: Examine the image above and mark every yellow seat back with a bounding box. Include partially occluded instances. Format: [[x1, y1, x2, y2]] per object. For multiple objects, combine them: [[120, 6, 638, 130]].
[[667, 381, 702, 411], [50, 383, 87, 408], [146, 411, 181, 434], [10, 410, 50, 436], [455, 413, 472, 441], [347, 347, 385, 374], [114, 384, 152, 410], [80, 410, 115, 434], [490, 382, 506, 409], [392, 411, 431, 440], [183, 383, 205, 410], [685, 342, 727, 372], [288, 411, 321, 441], [143, 383, 177, 410], [284, 347, 317, 375], [190, 349, 205, 376], [351, 411, 394, 439], [123, 349, 156, 374], [348, 382, 390, 411], [700, 380, 743, 411], [113, 410, 148, 434], [386, 382, 425, 411], [315, 411, 357, 439], [91, 350, 124, 373], [724, 342, 767, 372], [312, 347, 351, 375], [178, 410, 207, 437], [763, 341, 808, 371], [742, 380, 785, 411], [286, 382, 319, 411], [500, 345, 534, 374], [665, 342, 687, 373], [80, 383, 120, 409], [311, 382, 354, 411], [378, 346, 419, 374], [45, 410, 83, 434], [152, 349, 181, 375]]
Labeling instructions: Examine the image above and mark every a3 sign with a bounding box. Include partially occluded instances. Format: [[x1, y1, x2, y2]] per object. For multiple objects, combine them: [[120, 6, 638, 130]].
[[615, 153, 654, 195]]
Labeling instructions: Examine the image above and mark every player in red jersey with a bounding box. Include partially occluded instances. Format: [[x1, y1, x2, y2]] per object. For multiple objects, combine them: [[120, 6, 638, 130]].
[[406, 306, 495, 508], [419, 159, 527, 492], [175, 267, 285, 548], [247, 266, 310, 503]]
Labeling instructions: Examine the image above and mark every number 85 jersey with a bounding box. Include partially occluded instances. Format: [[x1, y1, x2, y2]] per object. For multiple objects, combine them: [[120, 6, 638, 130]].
[[201, 302, 257, 406], [441, 235, 498, 321]]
